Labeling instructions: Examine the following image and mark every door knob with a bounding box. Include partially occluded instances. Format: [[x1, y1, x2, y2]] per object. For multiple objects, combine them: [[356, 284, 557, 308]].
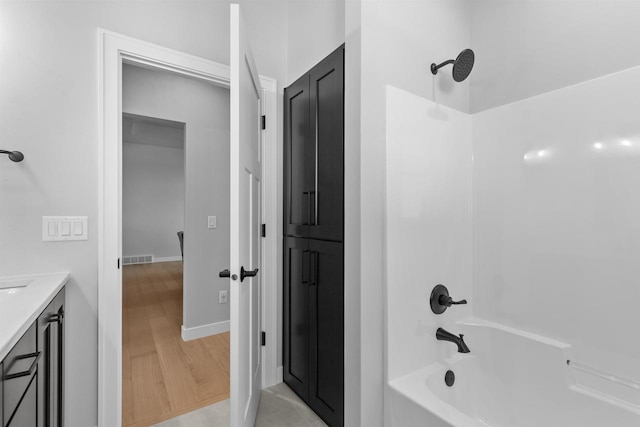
[[219, 269, 238, 280], [240, 266, 259, 282]]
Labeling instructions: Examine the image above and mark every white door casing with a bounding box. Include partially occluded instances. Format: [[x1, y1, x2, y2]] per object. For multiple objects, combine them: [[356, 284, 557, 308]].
[[98, 29, 278, 427], [229, 4, 263, 427]]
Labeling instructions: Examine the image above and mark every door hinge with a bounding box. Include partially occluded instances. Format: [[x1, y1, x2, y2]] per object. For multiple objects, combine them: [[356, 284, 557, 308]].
[[117, 258, 120, 269], [261, 115, 266, 130], [261, 331, 266, 346], [261, 223, 266, 237]]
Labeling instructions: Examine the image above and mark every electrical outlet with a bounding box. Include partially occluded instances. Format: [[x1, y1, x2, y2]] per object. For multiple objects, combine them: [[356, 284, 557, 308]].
[[219, 290, 228, 304]]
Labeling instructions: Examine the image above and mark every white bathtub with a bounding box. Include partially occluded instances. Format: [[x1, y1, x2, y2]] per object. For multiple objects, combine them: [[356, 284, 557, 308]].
[[387, 318, 640, 427]]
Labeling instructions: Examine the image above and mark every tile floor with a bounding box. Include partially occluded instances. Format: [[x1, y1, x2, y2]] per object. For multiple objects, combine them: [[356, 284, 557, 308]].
[[153, 383, 328, 427]]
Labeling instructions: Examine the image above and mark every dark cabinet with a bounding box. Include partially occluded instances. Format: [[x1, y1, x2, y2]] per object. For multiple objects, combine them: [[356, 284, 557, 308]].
[[1, 288, 64, 427], [7, 376, 37, 427], [284, 45, 344, 242], [284, 44, 345, 427], [37, 288, 65, 427], [3, 323, 38, 427], [283, 237, 344, 427]]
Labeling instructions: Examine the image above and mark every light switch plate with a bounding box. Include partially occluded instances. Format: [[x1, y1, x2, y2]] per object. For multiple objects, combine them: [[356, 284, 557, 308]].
[[208, 216, 217, 229], [43, 216, 88, 241]]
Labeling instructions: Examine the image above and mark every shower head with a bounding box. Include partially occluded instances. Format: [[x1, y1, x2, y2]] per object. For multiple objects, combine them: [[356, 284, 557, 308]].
[[431, 49, 475, 82], [0, 149, 24, 162]]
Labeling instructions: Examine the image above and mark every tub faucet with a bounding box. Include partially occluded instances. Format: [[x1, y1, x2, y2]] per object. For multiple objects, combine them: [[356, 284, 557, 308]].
[[436, 327, 470, 353]]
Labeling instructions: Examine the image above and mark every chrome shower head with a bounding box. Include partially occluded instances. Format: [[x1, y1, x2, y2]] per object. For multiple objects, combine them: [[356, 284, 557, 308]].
[[431, 49, 475, 82], [1, 150, 24, 162]]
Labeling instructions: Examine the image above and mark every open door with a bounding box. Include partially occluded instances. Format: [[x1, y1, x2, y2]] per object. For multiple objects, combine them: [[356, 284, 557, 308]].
[[229, 4, 263, 427]]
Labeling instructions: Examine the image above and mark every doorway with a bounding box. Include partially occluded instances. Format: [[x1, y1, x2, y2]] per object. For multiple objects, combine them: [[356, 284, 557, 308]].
[[120, 61, 233, 425], [98, 30, 280, 427]]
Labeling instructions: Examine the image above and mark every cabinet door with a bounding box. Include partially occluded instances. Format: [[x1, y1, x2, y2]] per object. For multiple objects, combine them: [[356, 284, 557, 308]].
[[283, 237, 310, 400], [308, 46, 344, 242], [37, 288, 64, 427], [308, 239, 344, 427], [7, 375, 37, 427], [284, 75, 312, 238]]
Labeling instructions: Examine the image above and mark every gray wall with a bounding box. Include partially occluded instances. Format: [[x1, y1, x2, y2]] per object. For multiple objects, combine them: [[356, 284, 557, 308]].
[[122, 140, 185, 260], [122, 63, 231, 329]]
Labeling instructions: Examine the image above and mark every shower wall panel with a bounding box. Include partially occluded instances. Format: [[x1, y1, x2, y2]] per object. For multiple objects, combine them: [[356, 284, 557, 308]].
[[385, 86, 473, 382], [473, 66, 640, 385]]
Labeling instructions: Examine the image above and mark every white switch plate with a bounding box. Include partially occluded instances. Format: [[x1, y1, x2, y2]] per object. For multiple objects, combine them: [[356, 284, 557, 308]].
[[208, 216, 217, 229], [42, 216, 88, 241], [218, 290, 228, 304]]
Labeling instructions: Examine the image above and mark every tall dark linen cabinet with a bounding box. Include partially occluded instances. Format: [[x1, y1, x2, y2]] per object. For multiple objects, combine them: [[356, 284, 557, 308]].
[[284, 45, 344, 427]]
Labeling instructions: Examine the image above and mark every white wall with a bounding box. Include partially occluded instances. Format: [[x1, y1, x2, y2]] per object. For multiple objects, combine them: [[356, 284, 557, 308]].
[[0, 3, 287, 425], [123, 63, 231, 330], [123, 141, 185, 260], [469, 0, 640, 113]]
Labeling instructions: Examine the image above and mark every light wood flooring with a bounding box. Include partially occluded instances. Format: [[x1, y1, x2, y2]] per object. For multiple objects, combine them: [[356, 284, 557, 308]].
[[123, 261, 230, 427]]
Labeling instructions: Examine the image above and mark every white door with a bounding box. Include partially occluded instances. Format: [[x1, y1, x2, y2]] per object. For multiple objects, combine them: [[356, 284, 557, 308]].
[[229, 4, 262, 427]]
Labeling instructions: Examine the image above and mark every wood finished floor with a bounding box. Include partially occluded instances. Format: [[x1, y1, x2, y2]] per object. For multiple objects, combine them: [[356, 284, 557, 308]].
[[123, 261, 230, 427]]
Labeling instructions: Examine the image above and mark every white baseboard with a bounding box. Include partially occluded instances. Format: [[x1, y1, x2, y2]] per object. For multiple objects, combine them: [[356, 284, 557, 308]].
[[181, 320, 230, 341], [154, 256, 182, 263], [277, 366, 283, 383]]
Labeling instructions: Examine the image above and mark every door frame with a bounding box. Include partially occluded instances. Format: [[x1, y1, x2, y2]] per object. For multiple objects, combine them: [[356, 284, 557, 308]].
[[97, 29, 279, 427]]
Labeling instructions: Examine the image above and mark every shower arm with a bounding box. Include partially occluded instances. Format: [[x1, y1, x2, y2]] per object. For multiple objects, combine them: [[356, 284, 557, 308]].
[[431, 59, 455, 75], [0, 149, 24, 162]]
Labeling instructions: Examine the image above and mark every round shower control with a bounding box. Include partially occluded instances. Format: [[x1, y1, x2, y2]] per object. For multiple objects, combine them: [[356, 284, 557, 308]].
[[445, 370, 455, 387]]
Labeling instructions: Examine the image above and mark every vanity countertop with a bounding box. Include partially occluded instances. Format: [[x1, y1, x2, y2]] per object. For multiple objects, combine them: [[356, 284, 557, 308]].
[[0, 272, 69, 361]]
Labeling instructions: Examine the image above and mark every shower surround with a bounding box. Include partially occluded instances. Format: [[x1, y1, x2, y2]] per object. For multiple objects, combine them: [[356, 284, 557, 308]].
[[384, 62, 640, 425]]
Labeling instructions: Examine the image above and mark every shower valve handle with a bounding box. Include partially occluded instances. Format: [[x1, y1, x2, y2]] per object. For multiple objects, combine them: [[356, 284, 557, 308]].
[[440, 296, 467, 307], [430, 284, 468, 314]]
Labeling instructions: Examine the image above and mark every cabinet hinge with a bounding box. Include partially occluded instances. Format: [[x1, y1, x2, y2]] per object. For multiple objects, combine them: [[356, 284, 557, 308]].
[[261, 223, 266, 237], [261, 115, 266, 130], [261, 331, 266, 346]]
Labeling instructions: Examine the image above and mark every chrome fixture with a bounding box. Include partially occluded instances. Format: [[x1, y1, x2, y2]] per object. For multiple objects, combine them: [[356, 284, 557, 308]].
[[431, 49, 475, 82], [436, 327, 470, 353], [0, 149, 24, 162]]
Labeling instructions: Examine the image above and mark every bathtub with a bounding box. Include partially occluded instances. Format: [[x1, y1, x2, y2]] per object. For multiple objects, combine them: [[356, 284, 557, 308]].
[[387, 318, 640, 427]]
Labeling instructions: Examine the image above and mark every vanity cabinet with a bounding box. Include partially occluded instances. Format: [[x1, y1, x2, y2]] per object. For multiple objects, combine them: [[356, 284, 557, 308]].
[[1, 287, 64, 427], [37, 288, 65, 427]]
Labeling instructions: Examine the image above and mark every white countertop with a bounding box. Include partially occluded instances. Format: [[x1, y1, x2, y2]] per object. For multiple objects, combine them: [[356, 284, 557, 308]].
[[0, 272, 69, 361]]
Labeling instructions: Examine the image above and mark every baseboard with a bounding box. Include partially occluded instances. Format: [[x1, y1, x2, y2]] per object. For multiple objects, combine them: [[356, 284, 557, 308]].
[[154, 256, 182, 263], [181, 320, 230, 341], [277, 366, 283, 383]]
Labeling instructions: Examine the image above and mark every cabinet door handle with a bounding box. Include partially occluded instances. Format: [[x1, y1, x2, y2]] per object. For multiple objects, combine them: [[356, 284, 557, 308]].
[[309, 190, 317, 225], [303, 191, 311, 225], [3, 351, 41, 380], [47, 313, 63, 324], [310, 251, 318, 286]]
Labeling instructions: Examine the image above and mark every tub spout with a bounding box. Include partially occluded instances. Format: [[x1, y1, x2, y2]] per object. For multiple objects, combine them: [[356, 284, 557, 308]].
[[436, 327, 470, 353]]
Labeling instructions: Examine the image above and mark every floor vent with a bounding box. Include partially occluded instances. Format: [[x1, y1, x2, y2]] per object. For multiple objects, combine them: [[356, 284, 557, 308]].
[[123, 255, 153, 265]]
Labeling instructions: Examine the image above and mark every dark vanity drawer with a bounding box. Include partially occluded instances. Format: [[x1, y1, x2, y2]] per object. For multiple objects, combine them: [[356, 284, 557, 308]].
[[3, 322, 38, 426]]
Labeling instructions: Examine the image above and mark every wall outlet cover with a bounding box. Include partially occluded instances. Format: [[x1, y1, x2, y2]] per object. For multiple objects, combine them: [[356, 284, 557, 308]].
[[219, 289, 228, 304]]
